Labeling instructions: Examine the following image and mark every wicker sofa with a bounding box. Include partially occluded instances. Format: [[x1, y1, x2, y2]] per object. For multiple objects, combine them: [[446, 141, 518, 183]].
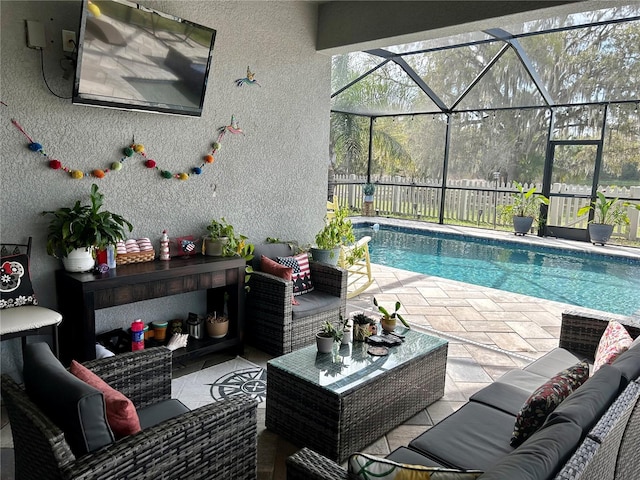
[[286, 309, 640, 480], [1, 344, 258, 480], [246, 243, 347, 356]]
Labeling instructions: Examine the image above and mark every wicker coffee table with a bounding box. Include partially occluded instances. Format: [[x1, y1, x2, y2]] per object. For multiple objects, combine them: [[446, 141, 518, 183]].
[[266, 328, 448, 462]]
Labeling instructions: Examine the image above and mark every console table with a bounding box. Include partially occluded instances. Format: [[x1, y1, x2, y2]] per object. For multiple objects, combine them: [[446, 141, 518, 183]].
[[55, 255, 245, 364]]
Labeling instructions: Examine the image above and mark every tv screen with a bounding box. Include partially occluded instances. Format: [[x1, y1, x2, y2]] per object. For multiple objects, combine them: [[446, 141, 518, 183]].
[[73, 0, 216, 117]]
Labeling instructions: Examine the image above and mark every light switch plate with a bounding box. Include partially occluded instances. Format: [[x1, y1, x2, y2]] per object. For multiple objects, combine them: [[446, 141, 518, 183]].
[[26, 20, 46, 49]]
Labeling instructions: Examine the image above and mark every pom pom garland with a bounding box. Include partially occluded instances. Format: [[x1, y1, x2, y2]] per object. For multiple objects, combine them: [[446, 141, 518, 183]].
[[11, 116, 243, 181]]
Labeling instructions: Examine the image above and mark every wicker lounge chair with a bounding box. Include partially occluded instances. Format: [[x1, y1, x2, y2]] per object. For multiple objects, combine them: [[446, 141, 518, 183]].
[[1, 346, 258, 480]]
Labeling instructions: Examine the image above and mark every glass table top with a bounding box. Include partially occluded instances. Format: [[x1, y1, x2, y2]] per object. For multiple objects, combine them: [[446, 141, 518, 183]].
[[267, 329, 447, 394]]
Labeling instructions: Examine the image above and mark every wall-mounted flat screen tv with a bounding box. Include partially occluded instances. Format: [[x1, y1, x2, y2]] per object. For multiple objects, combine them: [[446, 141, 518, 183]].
[[73, 0, 216, 117]]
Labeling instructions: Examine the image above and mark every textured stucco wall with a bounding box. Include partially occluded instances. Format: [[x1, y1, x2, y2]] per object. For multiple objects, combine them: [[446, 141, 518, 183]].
[[0, 1, 330, 375]]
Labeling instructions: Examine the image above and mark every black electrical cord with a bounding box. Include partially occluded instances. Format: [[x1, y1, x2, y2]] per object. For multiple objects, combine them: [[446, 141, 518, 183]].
[[40, 48, 72, 99]]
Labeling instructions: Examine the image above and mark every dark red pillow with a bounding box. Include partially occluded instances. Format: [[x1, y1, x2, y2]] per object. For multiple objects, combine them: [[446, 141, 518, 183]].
[[260, 255, 299, 305], [70, 360, 141, 438]]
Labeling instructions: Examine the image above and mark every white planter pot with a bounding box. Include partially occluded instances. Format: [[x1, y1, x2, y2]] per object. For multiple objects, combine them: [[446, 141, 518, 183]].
[[62, 247, 95, 272], [341, 328, 353, 344]]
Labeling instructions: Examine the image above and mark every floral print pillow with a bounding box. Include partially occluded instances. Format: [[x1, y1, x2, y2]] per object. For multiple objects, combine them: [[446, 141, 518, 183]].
[[348, 453, 483, 480], [510, 361, 589, 447], [593, 321, 633, 372], [0, 254, 38, 309]]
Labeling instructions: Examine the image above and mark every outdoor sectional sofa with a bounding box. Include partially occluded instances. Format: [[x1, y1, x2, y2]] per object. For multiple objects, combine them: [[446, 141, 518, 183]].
[[286, 309, 640, 480]]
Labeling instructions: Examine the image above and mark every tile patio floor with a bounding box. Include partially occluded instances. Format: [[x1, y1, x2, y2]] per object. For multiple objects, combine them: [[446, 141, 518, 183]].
[[2, 224, 638, 480]]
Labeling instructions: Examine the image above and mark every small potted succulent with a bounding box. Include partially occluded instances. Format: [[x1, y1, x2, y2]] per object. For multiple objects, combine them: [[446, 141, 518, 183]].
[[42, 183, 133, 272], [374, 297, 410, 333], [316, 320, 342, 353], [351, 312, 376, 341]]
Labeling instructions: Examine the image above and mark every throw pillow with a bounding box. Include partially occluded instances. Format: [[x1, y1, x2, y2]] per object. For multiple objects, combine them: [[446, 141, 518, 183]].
[[70, 360, 142, 439], [0, 253, 38, 309], [348, 453, 483, 480], [510, 361, 589, 447], [261, 255, 299, 305], [277, 253, 314, 296], [593, 321, 633, 372]]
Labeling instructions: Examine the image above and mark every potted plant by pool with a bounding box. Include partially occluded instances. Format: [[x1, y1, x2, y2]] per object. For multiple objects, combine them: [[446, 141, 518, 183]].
[[311, 206, 356, 265], [499, 182, 549, 236], [316, 320, 342, 353], [42, 183, 133, 272], [363, 183, 375, 216], [374, 297, 411, 333], [577, 191, 640, 246]]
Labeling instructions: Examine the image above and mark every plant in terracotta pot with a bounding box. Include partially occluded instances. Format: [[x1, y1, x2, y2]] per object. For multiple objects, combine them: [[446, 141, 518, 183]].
[[351, 312, 376, 341], [311, 206, 356, 265], [316, 320, 342, 353], [42, 183, 133, 272], [577, 192, 640, 246], [374, 297, 410, 333], [499, 182, 549, 236]]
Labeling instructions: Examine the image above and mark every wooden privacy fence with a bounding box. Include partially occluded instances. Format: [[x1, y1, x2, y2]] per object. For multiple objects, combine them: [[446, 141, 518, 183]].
[[331, 175, 640, 241]]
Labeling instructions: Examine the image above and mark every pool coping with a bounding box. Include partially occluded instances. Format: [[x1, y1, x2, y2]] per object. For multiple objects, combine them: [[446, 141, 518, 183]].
[[351, 216, 640, 262]]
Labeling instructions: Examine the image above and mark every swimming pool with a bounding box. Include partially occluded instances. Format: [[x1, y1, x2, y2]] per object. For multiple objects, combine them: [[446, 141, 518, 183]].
[[354, 225, 640, 316]]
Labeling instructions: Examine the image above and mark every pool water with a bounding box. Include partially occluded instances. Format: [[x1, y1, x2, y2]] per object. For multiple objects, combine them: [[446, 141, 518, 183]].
[[354, 226, 640, 316]]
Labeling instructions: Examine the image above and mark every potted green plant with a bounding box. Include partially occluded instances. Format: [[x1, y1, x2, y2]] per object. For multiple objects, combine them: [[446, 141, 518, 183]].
[[316, 320, 342, 353], [42, 183, 133, 272], [351, 312, 376, 341], [577, 191, 640, 245], [374, 297, 410, 333], [363, 183, 376, 216], [499, 182, 549, 236], [204, 217, 255, 287], [340, 315, 352, 344], [205, 311, 229, 338], [311, 206, 356, 265]]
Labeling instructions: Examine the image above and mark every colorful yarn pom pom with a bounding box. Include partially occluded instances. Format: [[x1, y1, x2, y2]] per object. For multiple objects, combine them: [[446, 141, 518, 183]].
[[29, 142, 42, 152], [161, 170, 173, 179], [134, 144, 145, 153], [178, 173, 189, 180], [212, 142, 221, 151], [71, 170, 84, 179], [124, 147, 134, 157], [145, 160, 156, 168], [49, 160, 62, 170], [205, 155, 214, 163], [93, 169, 106, 178], [111, 161, 123, 171], [192, 167, 202, 175]]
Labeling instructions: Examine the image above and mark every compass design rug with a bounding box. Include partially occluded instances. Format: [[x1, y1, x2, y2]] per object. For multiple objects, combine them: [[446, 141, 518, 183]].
[[172, 356, 267, 410]]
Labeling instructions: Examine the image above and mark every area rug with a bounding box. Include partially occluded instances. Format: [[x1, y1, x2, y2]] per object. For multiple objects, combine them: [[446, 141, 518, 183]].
[[172, 356, 267, 409]]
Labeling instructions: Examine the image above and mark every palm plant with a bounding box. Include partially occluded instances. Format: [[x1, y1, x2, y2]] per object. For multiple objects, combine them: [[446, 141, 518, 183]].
[[577, 191, 638, 226]]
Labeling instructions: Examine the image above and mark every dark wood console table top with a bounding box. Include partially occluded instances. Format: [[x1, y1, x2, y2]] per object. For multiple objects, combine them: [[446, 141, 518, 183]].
[[55, 254, 245, 364]]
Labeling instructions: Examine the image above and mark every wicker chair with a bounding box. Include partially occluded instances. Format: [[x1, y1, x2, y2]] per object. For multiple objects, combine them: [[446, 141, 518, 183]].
[[1, 346, 258, 480], [246, 243, 347, 356]]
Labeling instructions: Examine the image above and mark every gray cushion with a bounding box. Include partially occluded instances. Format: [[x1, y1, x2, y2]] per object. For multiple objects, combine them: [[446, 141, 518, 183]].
[[611, 342, 640, 385], [23, 343, 114, 456], [495, 368, 549, 393], [544, 364, 622, 433], [137, 399, 190, 430], [523, 348, 583, 378], [386, 447, 447, 468], [469, 381, 533, 416], [292, 290, 342, 319], [409, 402, 516, 471], [251, 243, 295, 271], [478, 419, 583, 480]]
